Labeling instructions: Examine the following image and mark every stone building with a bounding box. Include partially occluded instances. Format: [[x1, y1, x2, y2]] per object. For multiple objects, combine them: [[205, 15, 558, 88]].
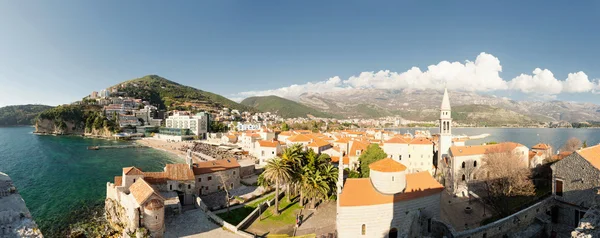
[[336, 158, 444, 237], [551, 145, 600, 227], [192, 158, 241, 196]]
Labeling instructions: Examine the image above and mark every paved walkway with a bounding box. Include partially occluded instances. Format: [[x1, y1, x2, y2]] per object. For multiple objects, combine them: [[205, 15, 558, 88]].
[[440, 191, 494, 231], [295, 201, 337, 236], [164, 208, 241, 238]]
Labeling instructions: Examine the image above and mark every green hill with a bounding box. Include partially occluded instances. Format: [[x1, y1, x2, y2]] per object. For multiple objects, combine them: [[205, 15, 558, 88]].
[[241, 95, 337, 118], [0, 104, 53, 126], [116, 75, 253, 112]]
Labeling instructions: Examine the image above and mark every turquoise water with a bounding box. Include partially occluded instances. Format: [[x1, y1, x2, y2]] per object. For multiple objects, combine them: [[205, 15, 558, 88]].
[[0, 127, 179, 235], [392, 127, 600, 151]]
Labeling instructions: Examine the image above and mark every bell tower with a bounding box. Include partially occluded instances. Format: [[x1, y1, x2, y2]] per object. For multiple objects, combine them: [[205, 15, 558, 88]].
[[438, 88, 452, 163]]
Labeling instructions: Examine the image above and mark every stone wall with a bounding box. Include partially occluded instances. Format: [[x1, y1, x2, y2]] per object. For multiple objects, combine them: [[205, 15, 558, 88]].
[[432, 197, 555, 238], [195, 197, 254, 238], [551, 153, 600, 211], [195, 168, 241, 196]]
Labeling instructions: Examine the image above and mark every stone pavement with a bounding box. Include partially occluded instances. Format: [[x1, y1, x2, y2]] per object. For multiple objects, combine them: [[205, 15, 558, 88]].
[[440, 191, 494, 231], [164, 208, 242, 238], [294, 201, 337, 236]]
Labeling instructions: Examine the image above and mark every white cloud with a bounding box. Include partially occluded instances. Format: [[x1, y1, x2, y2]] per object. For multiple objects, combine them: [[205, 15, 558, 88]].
[[231, 53, 598, 101]]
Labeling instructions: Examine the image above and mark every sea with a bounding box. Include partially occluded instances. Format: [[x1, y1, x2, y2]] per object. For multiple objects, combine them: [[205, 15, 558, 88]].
[[1, 126, 599, 235], [0, 126, 179, 236]]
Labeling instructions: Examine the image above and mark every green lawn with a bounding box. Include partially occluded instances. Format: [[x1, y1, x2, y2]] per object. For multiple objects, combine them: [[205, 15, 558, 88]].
[[216, 193, 276, 225], [255, 195, 303, 226]]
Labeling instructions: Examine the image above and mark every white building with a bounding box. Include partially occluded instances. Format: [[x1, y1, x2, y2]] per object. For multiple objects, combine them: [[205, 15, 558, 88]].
[[237, 123, 261, 131], [336, 158, 443, 237], [253, 140, 282, 166], [383, 137, 435, 174], [165, 111, 210, 137], [438, 88, 452, 163]]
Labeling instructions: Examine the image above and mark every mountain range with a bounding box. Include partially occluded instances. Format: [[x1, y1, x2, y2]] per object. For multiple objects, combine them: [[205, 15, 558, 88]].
[[240, 88, 600, 125]]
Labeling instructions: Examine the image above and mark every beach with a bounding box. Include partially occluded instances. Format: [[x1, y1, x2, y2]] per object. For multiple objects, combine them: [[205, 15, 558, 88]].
[[135, 138, 192, 161]]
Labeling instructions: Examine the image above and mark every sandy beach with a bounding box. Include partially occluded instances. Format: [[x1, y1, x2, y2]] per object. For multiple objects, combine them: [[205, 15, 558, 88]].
[[135, 138, 192, 161]]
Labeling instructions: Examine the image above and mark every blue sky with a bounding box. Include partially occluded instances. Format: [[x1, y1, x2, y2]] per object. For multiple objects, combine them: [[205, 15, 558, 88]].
[[1, 1, 599, 106]]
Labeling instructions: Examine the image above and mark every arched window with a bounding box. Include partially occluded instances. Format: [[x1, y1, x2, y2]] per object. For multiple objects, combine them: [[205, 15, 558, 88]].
[[389, 228, 398, 238], [362, 224, 366, 235], [462, 174, 466, 181], [473, 161, 477, 167], [462, 162, 465, 168]]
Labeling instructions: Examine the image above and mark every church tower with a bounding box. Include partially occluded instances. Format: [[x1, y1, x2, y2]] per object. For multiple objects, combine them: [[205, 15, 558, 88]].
[[438, 88, 452, 163]]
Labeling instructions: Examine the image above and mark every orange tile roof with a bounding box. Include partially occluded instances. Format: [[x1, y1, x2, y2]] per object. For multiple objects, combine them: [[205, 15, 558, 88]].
[[330, 156, 350, 165], [532, 143, 550, 150], [287, 134, 312, 142], [279, 131, 293, 136], [384, 137, 409, 144], [334, 137, 352, 143], [528, 151, 537, 160], [114, 176, 122, 186], [348, 140, 369, 157], [369, 158, 407, 172], [450, 142, 524, 157], [308, 139, 331, 148], [193, 158, 241, 174], [142, 172, 168, 184], [295, 130, 312, 134], [258, 140, 279, 148], [124, 166, 144, 175], [576, 145, 600, 170], [410, 138, 433, 145], [165, 164, 195, 181], [129, 178, 164, 205], [339, 172, 444, 207]]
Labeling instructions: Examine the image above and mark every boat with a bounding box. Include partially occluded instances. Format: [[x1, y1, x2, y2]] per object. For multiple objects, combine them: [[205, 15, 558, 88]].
[[87, 146, 100, 150]]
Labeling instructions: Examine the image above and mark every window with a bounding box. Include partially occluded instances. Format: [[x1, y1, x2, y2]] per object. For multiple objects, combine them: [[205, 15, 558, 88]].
[[462, 162, 465, 168], [208, 176, 212, 181], [462, 174, 466, 181], [188, 184, 191, 189], [272, 151, 275, 154], [233, 171, 236, 175], [169, 185, 172, 190], [555, 179, 564, 196], [261, 151, 265, 156], [133, 179, 136, 183], [392, 176, 394, 181], [230, 183, 233, 189], [361, 224, 366, 235], [399, 155, 402, 160], [473, 161, 477, 167], [198, 178, 201, 182]]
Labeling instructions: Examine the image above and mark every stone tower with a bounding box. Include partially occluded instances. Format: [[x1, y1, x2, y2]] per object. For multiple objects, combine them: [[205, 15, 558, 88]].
[[438, 88, 452, 163]]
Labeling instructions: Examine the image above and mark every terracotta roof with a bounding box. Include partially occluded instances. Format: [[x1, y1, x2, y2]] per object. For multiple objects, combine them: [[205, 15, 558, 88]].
[[129, 178, 164, 205], [576, 145, 600, 170], [258, 140, 279, 148], [226, 135, 237, 140], [334, 137, 352, 143], [114, 176, 122, 186], [308, 139, 331, 148], [532, 143, 550, 150], [348, 141, 369, 157], [193, 158, 240, 174], [384, 137, 409, 144], [165, 164, 195, 181], [452, 138, 468, 142], [410, 138, 433, 145], [330, 156, 350, 165], [339, 172, 444, 207], [287, 134, 312, 142], [450, 142, 524, 157], [369, 158, 407, 172], [279, 131, 293, 136], [142, 172, 168, 184], [124, 166, 144, 175], [529, 151, 537, 160]]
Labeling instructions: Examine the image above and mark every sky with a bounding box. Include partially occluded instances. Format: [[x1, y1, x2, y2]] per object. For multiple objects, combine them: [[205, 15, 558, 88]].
[[1, 1, 600, 107]]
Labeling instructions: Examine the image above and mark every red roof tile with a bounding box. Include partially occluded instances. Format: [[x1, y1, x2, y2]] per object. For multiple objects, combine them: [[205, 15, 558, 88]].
[[193, 159, 241, 174], [369, 158, 407, 172]]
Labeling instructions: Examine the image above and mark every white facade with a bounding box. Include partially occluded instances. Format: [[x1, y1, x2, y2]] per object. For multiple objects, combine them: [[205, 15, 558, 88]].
[[165, 112, 209, 136], [237, 123, 261, 131], [370, 169, 406, 194], [438, 88, 452, 163], [383, 140, 434, 174]]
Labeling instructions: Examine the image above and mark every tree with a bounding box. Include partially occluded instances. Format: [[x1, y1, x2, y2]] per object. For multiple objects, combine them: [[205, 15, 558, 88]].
[[583, 140, 588, 148], [260, 158, 292, 215], [280, 122, 290, 131], [217, 173, 234, 214], [478, 144, 535, 214], [358, 144, 387, 178], [561, 137, 581, 152]]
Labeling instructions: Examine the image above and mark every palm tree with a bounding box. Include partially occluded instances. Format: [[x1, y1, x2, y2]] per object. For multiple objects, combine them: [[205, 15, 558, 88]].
[[281, 144, 304, 200], [301, 171, 330, 209], [261, 157, 292, 215]]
